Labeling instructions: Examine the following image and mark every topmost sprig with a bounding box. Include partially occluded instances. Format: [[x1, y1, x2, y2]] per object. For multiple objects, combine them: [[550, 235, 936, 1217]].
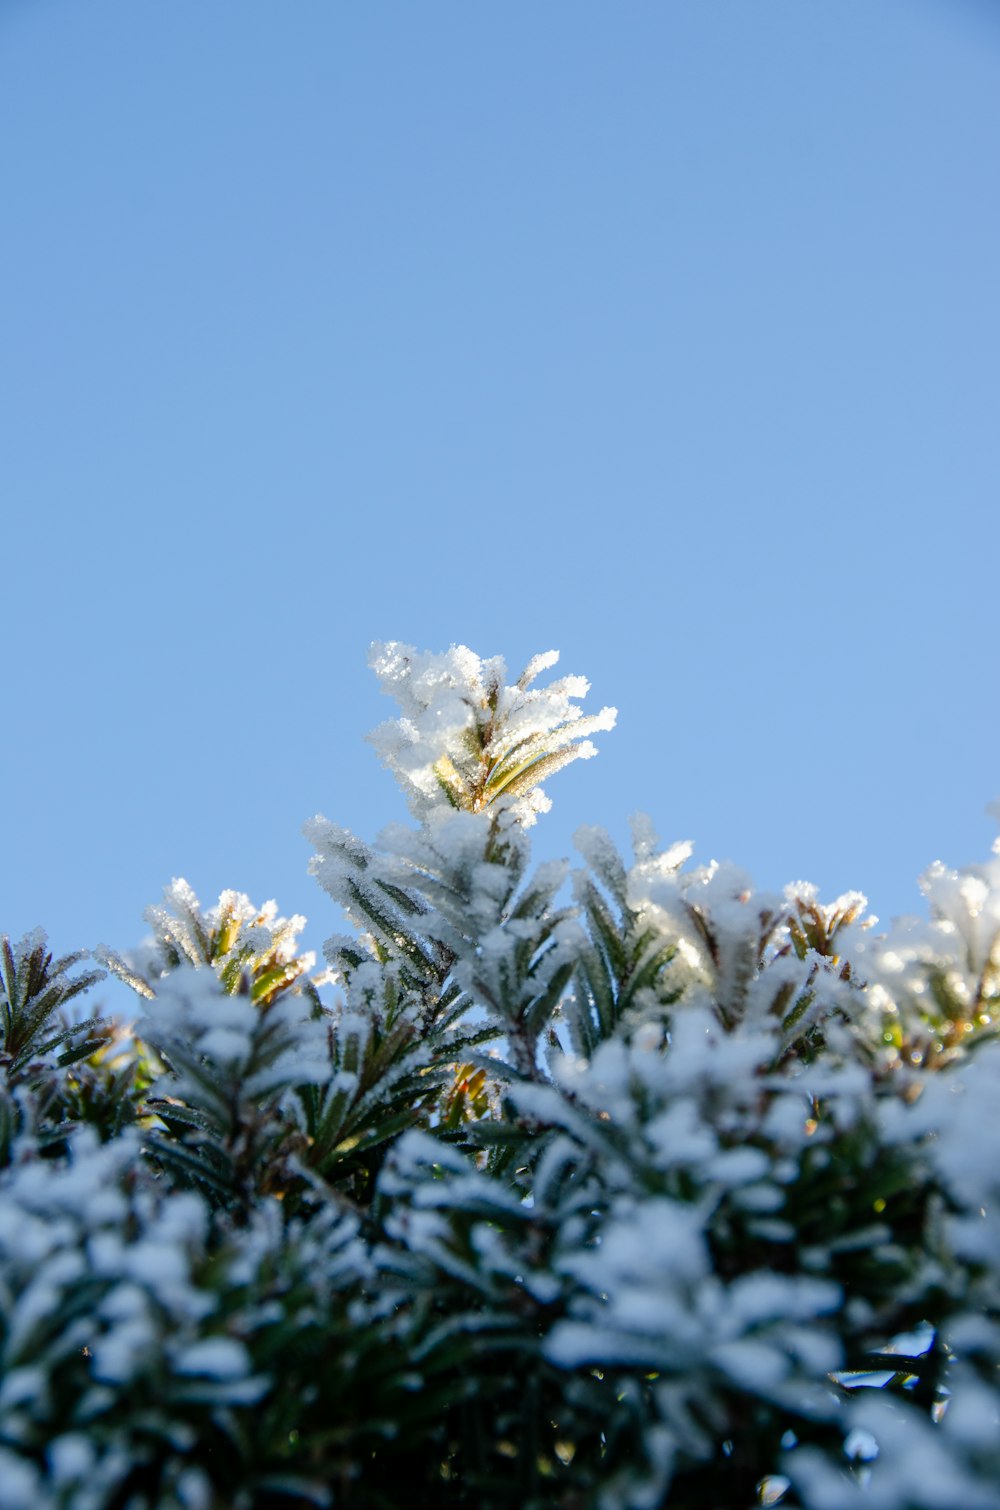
[[366, 642, 617, 828]]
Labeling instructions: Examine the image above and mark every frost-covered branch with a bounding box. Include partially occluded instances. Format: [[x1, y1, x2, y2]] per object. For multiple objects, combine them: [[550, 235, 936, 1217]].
[[2, 642, 1000, 1509]]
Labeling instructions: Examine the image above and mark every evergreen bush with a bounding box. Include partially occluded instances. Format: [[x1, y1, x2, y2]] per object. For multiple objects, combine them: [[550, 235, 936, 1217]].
[[2, 643, 998, 1509]]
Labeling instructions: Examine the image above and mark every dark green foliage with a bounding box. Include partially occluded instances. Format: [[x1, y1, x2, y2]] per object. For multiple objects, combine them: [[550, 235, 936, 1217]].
[[1, 644, 998, 1509]]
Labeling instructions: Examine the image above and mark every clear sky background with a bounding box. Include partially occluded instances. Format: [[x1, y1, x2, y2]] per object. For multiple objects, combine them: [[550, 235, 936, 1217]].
[[2, 1, 998, 994]]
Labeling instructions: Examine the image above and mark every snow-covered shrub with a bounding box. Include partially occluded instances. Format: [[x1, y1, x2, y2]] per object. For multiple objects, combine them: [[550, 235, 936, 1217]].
[[2, 641, 998, 1508]]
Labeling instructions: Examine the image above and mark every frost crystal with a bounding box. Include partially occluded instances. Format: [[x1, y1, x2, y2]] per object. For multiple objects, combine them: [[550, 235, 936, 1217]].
[[366, 641, 616, 826]]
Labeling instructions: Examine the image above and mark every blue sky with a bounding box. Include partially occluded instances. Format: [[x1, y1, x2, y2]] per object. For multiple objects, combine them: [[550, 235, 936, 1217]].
[[2, 0, 998, 988]]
